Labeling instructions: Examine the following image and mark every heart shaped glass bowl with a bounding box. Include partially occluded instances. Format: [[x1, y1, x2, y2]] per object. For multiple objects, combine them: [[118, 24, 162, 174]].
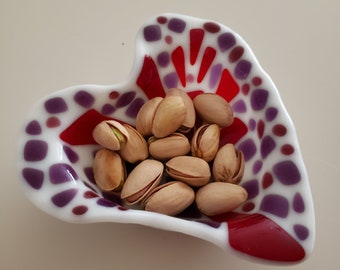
[[18, 13, 314, 265]]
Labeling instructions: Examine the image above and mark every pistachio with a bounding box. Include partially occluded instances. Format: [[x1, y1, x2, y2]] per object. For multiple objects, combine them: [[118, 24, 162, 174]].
[[165, 156, 211, 187], [92, 120, 130, 151], [166, 88, 195, 133], [118, 124, 149, 163], [135, 97, 163, 137], [212, 143, 245, 184], [193, 93, 233, 127], [143, 181, 194, 216], [195, 182, 248, 216], [120, 159, 163, 205], [93, 149, 126, 191], [191, 124, 220, 162], [148, 133, 190, 160], [152, 96, 186, 138]]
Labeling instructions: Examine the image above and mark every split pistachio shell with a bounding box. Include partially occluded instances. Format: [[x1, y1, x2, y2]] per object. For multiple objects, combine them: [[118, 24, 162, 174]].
[[92, 120, 129, 151], [148, 133, 190, 160], [143, 181, 195, 216], [193, 93, 233, 127], [118, 124, 149, 163], [166, 88, 195, 132], [93, 149, 126, 191], [195, 182, 248, 216], [135, 97, 163, 137], [120, 159, 163, 205], [212, 143, 245, 184], [191, 124, 220, 162], [165, 156, 211, 187], [152, 96, 186, 138]]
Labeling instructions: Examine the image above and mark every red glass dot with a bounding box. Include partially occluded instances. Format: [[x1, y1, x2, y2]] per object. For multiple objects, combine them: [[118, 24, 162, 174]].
[[157, 16, 167, 24], [109, 91, 119, 99], [262, 172, 273, 189], [72, 205, 88, 215], [242, 202, 255, 212], [241, 83, 250, 95], [118, 206, 128, 211], [257, 120, 265, 139], [272, 124, 287, 136], [203, 22, 220, 33], [165, 35, 172, 44], [281, 144, 295, 155], [46, 116, 60, 127], [84, 190, 99, 199], [252, 76, 262, 86]]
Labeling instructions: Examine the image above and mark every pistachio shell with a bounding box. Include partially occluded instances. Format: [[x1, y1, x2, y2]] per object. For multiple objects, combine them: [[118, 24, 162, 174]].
[[191, 124, 220, 162], [165, 156, 211, 187], [92, 120, 129, 151], [120, 159, 163, 205], [193, 93, 233, 127], [118, 124, 149, 163], [143, 181, 194, 216], [212, 143, 245, 184], [148, 133, 190, 160], [93, 149, 126, 191], [166, 88, 195, 132], [195, 182, 248, 216], [152, 96, 186, 138], [135, 97, 163, 137]]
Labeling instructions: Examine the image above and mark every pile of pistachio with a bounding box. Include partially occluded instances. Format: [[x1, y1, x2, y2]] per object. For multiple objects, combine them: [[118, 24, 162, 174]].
[[92, 88, 248, 217]]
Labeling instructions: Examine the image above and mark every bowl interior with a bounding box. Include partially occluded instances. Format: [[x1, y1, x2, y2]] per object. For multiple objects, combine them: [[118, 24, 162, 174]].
[[19, 13, 314, 263]]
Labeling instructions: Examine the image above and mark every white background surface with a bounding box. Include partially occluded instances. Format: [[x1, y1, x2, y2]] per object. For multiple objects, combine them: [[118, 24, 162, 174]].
[[1, 0, 339, 269]]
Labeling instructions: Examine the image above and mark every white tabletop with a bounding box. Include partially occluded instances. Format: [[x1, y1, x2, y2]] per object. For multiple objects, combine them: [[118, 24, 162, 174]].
[[1, 1, 339, 269]]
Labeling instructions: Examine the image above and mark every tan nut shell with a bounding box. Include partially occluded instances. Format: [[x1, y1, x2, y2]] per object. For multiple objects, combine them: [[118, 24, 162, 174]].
[[165, 156, 211, 187], [120, 159, 163, 205], [135, 97, 163, 137], [195, 182, 248, 216], [191, 124, 220, 162], [93, 149, 126, 191], [118, 124, 149, 163], [92, 120, 129, 151], [152, 96, 186, 138], [143, 181, 195, 216], [166, 88, 195, 132], [148, 133, 190, 160], [212, 143, 245, 184], [193, 93, 233, 127]]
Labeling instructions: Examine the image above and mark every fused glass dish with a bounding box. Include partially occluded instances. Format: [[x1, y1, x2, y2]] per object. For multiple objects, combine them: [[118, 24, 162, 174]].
[[18, 13, 315, 264]]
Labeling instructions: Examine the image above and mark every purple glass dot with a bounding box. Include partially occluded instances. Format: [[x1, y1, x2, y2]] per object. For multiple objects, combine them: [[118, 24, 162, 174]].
[[63, 145, 79, 163], [101, 104, 116, 115], [49, 163, 78, 184], [44, 97, 68, 113], [168, 18, 186, 33], [260, 194, 289, 218], [294, 224, 309, 240], [116, 91, 136, 108], [273, 160, 301, 185], [232, 100, 247, 113], [242, 179, 259, 200], [84, 167, 95, 184], [24, 140, 48, 161], [248, 119, 256, 131], [252, 160, 263, 174], [238, 138, 256, 161], [51, 188, 78, 207], [234, 60, 252, 80], [96, 198, 117, 207], [25, 120, 42, 135], [217, 32, 236, 52], [73, 90, 95, 108], [293, 192, 305, 213], [209, 64, 222, 89], [157, 52, 170, 67], [22, 168, 44, 190], [164, 72, 179, 88], [251, 89, 269, 111], [261, 135, 276, 158], [265, 107, 278, 121], [126, 98, 145, 118], [144, 25, 161, 41]]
